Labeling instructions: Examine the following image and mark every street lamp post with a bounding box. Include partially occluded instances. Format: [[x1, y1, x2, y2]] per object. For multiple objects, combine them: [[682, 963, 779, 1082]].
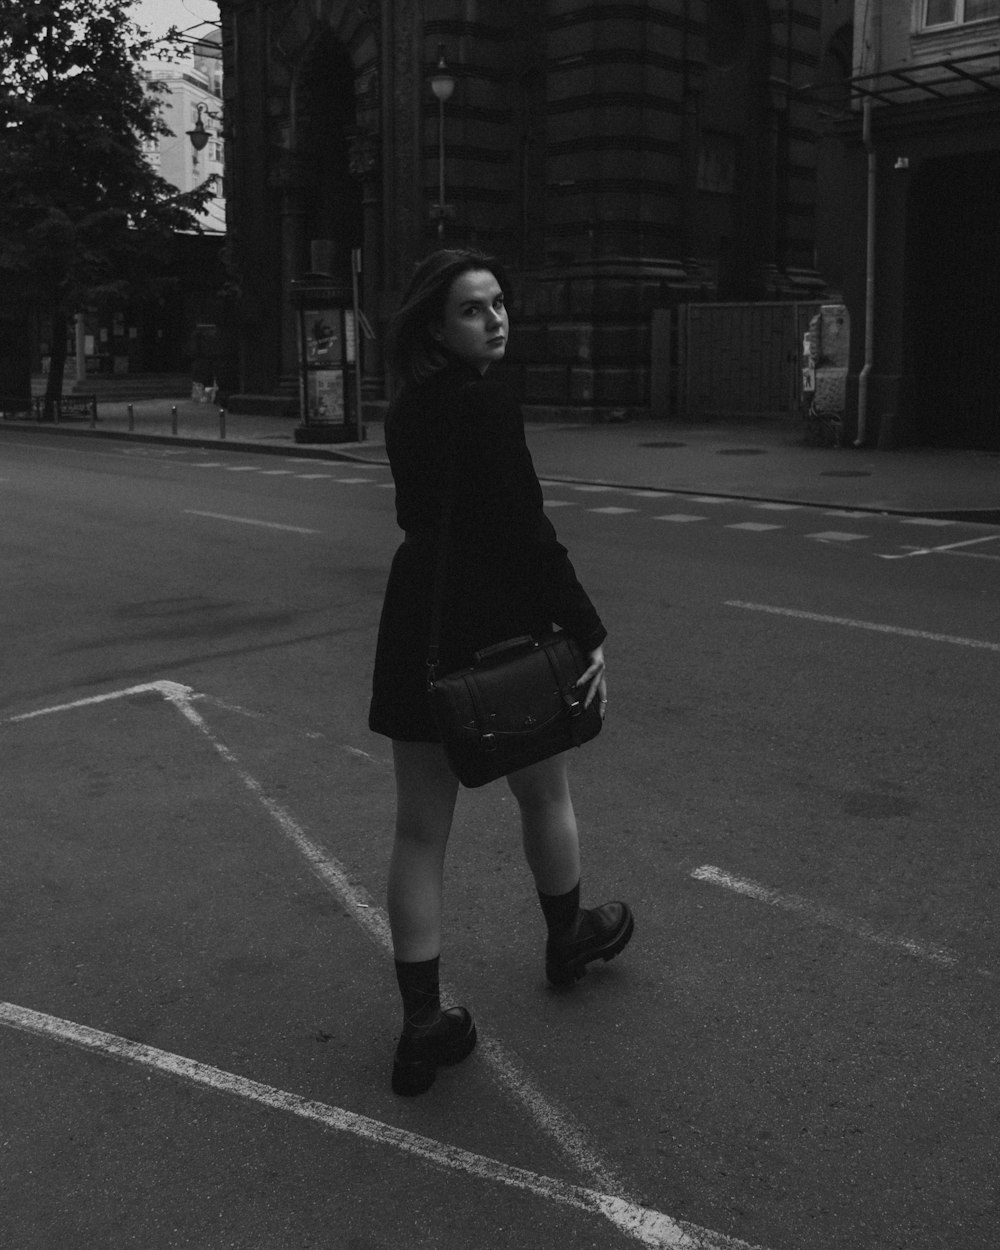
[[429, 46, 455, 240]]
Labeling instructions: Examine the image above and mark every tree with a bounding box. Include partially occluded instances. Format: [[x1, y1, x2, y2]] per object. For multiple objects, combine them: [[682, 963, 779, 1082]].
[[0, 0, 214, 416]]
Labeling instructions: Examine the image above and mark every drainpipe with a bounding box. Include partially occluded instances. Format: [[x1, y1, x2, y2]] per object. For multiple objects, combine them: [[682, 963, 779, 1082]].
[[856, 96, 875, 447]]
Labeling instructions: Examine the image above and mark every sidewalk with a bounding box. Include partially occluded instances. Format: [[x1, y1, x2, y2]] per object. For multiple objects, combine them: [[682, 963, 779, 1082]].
[[4, 396, 999, 522]]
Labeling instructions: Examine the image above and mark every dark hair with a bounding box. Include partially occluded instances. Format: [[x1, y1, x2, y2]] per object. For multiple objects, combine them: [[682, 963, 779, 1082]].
[[385, 248, 510, 388]]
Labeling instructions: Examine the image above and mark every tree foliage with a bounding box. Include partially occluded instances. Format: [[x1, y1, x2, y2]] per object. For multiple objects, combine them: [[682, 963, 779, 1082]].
[[0, 0, 215, 406]]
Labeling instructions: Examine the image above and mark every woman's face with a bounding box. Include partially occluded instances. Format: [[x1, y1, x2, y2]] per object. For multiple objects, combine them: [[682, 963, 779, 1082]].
[[434, 268, 508, 373]]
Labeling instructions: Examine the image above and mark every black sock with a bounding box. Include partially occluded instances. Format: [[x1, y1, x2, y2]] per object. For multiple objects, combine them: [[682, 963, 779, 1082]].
[[537, 881, 581, 938], [394, 956, 441, 1032]]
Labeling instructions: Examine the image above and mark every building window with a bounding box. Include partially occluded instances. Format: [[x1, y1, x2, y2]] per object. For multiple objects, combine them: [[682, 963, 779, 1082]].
[[923, 0, 1000, 27]]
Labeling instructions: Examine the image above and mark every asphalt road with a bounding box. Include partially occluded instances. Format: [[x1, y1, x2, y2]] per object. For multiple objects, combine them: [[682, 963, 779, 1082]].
[[3, 430, 999, 1250]]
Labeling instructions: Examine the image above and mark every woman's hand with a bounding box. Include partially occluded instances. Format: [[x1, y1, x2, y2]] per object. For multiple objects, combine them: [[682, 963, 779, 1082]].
[[576, 645, 607, 718]]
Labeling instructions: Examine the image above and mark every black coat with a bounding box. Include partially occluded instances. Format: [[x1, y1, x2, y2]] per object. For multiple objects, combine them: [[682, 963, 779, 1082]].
[[368, 362, 607, 742]]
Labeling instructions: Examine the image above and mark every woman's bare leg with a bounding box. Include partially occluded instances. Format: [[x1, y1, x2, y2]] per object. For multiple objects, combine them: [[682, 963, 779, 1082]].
[[506, 753, 580, 894], [387, 740, 460, 962]]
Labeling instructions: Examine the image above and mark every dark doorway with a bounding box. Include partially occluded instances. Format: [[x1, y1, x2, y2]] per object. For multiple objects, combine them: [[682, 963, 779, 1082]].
[[295, 32, 363, 279], [907, 152, 1000, 449]]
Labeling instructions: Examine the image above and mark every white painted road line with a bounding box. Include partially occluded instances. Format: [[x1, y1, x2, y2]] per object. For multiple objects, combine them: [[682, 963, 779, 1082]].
[[544, 499, 577, 507], [878, 533, 1000, 561], [297, 473, 334, 480], [183, 510, 319, 535], [256, 469, 296, 476], [0, 1003, 766, 1250], [653, 514, 707, 523], [690, 866, 988, 976], [725, 522, 782, 532], [223, 465, 260, 472], [897, 517, 956, 527], [590, 506, 637, 514], [751, 502, 800, 512], [570, 484, 614, 493], [7, 682, 633, 1208], [726, 600, 1000, 653], [806, 531, 868, 542]]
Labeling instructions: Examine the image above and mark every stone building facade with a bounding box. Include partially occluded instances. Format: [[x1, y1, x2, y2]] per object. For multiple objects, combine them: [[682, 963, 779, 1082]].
[[832, 0, 1000, 449], [218, 1, 826, 419]]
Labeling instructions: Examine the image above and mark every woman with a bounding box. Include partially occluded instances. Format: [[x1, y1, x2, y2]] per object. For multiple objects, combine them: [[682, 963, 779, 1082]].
[[369, 249, 633, 1096]]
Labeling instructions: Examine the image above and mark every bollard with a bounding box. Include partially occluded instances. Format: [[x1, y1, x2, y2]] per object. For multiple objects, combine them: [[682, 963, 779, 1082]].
[[127, 403, 134, 432], [171, 405, 178, 437], [219, 406, 226, 440]]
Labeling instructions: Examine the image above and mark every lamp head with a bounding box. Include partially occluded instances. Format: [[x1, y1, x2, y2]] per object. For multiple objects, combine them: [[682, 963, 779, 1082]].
[[430, 45, 455, 103]]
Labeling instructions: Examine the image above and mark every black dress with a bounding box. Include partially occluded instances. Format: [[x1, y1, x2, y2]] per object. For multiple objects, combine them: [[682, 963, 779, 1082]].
[[368, 361, 607, 742]]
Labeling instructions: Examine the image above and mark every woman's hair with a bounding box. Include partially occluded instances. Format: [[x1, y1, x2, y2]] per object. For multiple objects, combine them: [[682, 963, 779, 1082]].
[[385, 248, 510, 388]]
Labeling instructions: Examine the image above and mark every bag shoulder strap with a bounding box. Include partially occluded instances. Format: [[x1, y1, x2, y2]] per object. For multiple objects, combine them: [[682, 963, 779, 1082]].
[[426, 381, 473, 683]]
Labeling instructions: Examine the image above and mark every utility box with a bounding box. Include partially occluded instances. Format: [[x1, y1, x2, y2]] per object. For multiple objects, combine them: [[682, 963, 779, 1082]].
[[801, 303, 849, 445]]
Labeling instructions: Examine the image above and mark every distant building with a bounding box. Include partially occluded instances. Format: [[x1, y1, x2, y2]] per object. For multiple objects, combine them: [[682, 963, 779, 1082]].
[[144, 34, 226, 234], [219, 2, 829, 420]]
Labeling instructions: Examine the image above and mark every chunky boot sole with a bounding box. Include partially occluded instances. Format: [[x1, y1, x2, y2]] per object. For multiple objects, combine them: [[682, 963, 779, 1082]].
[[546, 903, 635, 987], [391, 1007, 477, 1097]]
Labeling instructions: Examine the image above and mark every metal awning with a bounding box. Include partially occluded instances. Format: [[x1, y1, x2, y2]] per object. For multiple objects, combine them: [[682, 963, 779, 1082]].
[[800, 50, 1000, 110]]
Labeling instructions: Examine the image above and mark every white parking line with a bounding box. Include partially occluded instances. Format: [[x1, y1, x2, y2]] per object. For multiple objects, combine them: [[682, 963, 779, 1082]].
[[725, 600, 1000, 653], [0, 1002, 765, 1250], [184, 510, 319, 534], [6, 683, 631, 1208], [689, 866, 979, 974], [878, 533, 1000, 561]]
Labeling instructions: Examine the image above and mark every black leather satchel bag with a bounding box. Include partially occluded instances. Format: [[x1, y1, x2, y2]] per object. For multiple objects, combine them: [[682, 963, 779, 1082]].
[[426, 409, 602, 787], [428, 630, 602, 788]]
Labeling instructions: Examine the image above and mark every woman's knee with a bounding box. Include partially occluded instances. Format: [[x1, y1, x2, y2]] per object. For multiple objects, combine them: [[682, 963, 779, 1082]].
[[506, 753, 572, 813]]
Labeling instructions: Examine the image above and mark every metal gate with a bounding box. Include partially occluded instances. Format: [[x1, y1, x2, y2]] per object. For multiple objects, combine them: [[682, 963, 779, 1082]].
[[676, 301, 821, 421]]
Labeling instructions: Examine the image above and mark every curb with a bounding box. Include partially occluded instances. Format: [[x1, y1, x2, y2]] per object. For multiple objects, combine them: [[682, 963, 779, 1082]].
[[4, 418, 999, 525]]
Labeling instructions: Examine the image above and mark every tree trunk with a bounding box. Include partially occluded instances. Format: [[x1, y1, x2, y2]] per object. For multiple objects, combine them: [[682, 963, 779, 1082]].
[[43, 311, 69, 421]]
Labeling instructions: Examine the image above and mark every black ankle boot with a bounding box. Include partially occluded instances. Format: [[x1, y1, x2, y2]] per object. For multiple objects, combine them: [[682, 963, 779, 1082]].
[[545, 901, 634, 987], [391, 1007, 478, 1096]]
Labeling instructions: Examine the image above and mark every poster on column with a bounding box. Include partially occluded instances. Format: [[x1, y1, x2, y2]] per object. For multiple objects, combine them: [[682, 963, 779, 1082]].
[[306, 369, 344, 423], [304, 311, 342, 366]]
